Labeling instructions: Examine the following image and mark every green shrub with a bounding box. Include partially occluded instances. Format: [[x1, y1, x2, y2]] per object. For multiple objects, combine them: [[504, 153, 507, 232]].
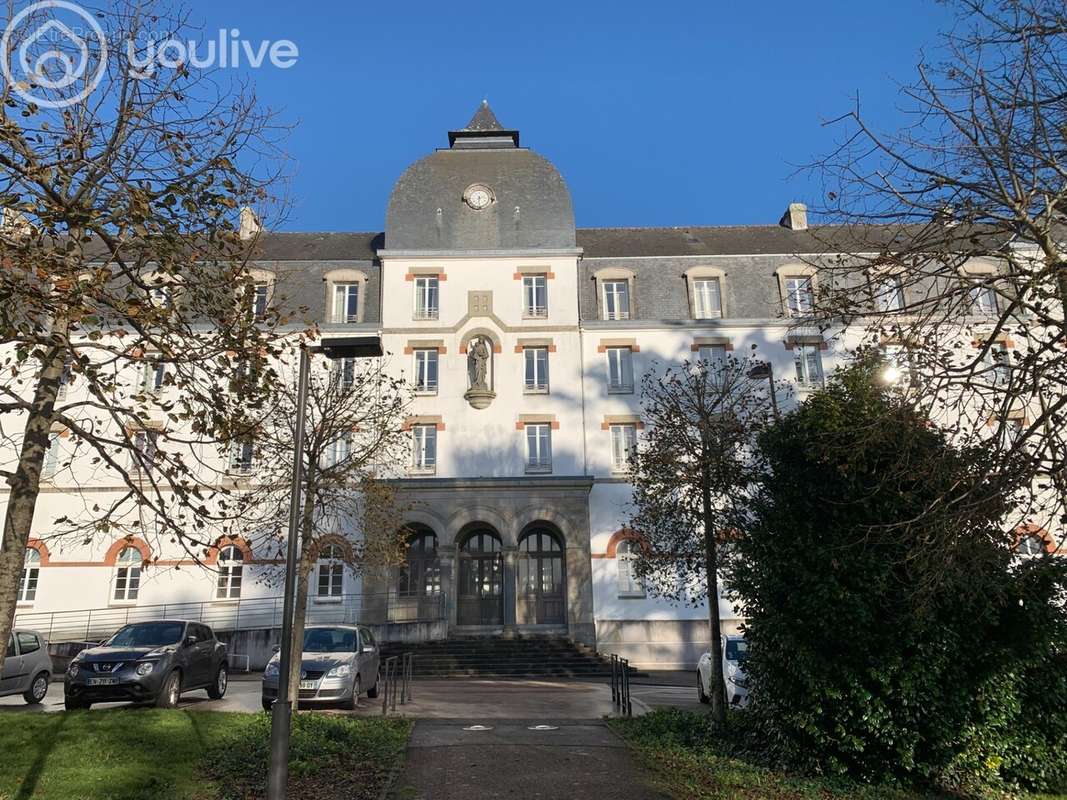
[[725, 360, 1067, 796]]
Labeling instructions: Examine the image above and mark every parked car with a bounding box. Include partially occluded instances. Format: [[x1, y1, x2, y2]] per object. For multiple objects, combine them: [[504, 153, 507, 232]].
[[697, 634, 749, 707], [261, 625, 380, 711], [2, 630, 52, 704], [64, 620, 228, 710]]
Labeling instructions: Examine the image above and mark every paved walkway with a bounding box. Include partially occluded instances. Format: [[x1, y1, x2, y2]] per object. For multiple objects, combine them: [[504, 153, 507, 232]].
[[389, 718, 667, 800]]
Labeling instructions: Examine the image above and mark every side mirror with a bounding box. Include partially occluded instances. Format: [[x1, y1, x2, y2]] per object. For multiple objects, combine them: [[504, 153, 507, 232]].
[[271, 644, 281, 654], [362, 645, 375, 653], [184, 636, 197, 647]]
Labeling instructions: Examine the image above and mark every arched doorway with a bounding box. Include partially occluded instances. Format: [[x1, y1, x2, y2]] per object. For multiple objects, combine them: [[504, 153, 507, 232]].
[[457, 528, 503, 626], [517, 528, 565, 625], [397, 527, 441, 621]]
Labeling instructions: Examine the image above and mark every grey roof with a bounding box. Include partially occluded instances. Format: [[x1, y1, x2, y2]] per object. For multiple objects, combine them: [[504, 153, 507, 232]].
[[250, 231, 381, 262], [461, 100, 505, 132]]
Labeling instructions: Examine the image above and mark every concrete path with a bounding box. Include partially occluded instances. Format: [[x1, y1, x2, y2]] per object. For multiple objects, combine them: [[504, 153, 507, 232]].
[[390, 718, 667, 800]]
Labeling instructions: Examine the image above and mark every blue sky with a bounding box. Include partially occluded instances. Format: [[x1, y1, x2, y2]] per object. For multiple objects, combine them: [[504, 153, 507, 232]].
[[186, 0, 955, 232]]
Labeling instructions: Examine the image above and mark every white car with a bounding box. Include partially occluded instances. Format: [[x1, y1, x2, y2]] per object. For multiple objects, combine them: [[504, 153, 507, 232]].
[[697, 634, 748, 707]]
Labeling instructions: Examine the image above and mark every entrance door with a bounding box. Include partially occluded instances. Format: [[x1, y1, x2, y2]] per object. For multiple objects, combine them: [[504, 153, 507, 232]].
[[517, 530, 565, 625], [457, 530, 503, 626]]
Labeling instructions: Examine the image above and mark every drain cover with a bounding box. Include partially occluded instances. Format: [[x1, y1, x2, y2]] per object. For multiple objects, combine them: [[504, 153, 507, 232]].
[[462, 725, 494, 731], [527, 725, 559, 731]]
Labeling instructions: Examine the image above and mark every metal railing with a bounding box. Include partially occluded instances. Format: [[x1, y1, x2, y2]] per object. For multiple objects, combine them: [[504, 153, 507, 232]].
[[610, 653, 632, 717], [15, 592, 447, 644], [381, 652, 414, 716]]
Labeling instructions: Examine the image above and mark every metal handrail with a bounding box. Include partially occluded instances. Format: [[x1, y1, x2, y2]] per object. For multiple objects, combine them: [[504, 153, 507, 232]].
[[15, 592, 447, 644], [380, 652, 414, 716], [610, 654, 632, 717]]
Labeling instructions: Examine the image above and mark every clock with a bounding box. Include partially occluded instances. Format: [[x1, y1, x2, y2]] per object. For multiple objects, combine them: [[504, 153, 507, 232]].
[[464, 184, 494, 210]]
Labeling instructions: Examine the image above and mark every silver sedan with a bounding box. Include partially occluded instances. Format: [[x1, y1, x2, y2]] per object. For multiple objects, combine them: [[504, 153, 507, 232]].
[[261, 625, 381, 711], [2, 630, 53, 704]]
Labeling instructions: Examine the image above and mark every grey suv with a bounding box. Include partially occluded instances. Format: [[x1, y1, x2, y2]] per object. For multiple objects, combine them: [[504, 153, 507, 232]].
[[64, 620, 227, 710], [2, 630, 52, 704], [261, 625, 380, 711]]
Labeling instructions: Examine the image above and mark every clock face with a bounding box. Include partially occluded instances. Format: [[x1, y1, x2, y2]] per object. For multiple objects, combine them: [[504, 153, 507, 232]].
[[465, 184, 493, 210]]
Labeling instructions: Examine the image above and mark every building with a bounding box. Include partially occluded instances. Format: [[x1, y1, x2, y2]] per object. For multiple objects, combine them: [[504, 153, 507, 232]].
[[12, 103, 1062, 668]]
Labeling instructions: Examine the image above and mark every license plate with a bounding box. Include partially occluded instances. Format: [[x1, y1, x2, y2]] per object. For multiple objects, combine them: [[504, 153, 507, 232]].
[[298, 680, 316, 690], [88, 677, 118, 686]]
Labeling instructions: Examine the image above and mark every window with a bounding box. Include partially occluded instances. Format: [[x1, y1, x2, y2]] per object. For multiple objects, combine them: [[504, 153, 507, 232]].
[[324, 434, 351, 468], [610, 424, 638, 472], [18, 548, 40, 604], [56, 358, 72, 401], [398, 532, 441, 597], [784, 276, 815, 316], [412, 425, 437, 473], [985, 344, 1011, 386], [697, 345, 727, 378], [524, 347, 549, 393], [970, 284, 998, 315], [16, 632, 40, 655], [149, 285, 173, 309], [692, 278, 722, 319], [316, 544, 344, 599], [793, 344, 824, 387], [606, 347, 634, 393], [523, 275, 548, 318], [1001, 418, 1025, 449], [229, 438, 255, 474], [332, 357, 357, 391], [525, 424, 552, 473], [332, 282, 360, 323], [132, 429, 158, 471], [876, 275, 905, 312], [414, 349, 439, 394], [882, 344, 914, 384], [251, 282, 270, 321], [602, 280, 631, 320], [113, 546, 142, 602], [414, 276, 439, 320], [617, 539, 645, 597], [1017, 535, 1046, 557], [141, 360, 166, 392], [42, 432, 60, 478], [216, 545, 244, 600]]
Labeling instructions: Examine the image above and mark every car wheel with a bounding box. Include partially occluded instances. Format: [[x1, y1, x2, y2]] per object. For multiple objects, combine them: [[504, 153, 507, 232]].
[[697, 670, 709, 704], [24, 671, 49, 704], [366, 668, 381, 699], [156, 670, 181, 708], [341, 675, 360, 711], [207, 665, 228, 700]]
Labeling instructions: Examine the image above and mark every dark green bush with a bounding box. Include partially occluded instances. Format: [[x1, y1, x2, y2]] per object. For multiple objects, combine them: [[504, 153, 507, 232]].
[[725, 361, 1067, 796]]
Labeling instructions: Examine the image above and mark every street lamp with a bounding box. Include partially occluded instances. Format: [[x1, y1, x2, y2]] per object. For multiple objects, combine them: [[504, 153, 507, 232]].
[[267, 334, 382, 800], [746, 361, 780, 419]]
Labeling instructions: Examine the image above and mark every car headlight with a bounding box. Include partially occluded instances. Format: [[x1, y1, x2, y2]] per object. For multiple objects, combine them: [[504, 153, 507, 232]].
[[326, 663, 350, 678], [264, 661, 279, 678], [67, 662, 79, 678], [135, 662, 155, 676]]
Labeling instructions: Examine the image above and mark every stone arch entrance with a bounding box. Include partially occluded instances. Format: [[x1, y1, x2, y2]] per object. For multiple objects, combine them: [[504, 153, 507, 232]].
[[456, 527, 504, 626], [517, 527, 566, 626]]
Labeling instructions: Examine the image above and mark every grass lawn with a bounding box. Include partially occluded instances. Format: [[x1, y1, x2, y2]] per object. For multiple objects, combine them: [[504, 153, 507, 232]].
[[0, 710, 412, 800], [609, 711, 1067, 800]]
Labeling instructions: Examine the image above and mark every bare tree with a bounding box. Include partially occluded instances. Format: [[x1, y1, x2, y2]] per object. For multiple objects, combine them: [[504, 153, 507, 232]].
[[232, 346, 412, 709], [624, 352, 782, 728], [0, 0, 289, 670], [804, 0, 1067, 550]]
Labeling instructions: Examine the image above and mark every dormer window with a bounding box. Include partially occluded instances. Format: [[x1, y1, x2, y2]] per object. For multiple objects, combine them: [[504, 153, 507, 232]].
[[251, 282, 270, 321], [602, 280, 631, 320], [333, 283, 360, 323], [784, 276, 814, 316]]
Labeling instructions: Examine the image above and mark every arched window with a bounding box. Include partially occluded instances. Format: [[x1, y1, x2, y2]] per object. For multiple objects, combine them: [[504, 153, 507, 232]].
[[1016, 534, 1047, 557], [616, 540, 645, 598], [113, 546, 142, 602], [399, 531, 440, 597], [316, 544, 344, 599], [216, 545, 244, 600], [18, 548, 41, 604]]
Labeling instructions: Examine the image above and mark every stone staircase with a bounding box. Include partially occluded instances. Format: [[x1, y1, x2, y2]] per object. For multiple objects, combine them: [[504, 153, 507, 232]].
[[380, 635, 642, 679]]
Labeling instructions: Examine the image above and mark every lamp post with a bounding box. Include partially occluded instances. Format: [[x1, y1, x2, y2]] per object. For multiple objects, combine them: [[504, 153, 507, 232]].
[[267, 335, 382, 800], [746, 361, 780, 419]]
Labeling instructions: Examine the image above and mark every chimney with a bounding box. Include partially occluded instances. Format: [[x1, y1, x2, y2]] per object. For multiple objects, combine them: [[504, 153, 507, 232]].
[[239, 207, 262, 240], [779, 202, 808, 231]]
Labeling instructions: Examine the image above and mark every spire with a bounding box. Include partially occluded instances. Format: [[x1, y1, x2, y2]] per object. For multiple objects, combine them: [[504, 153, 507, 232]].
[[448, 101, 520, 149]]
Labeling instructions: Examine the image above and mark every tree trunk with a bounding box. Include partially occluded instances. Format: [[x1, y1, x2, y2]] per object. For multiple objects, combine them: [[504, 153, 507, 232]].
[[0, 336, 68, 672], [702, 466, 727, 728]]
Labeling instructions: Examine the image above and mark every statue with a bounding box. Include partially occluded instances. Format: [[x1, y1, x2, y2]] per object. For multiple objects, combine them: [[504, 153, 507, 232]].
[[464, 335, 496, 409], [468, 336, 491, 390]]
